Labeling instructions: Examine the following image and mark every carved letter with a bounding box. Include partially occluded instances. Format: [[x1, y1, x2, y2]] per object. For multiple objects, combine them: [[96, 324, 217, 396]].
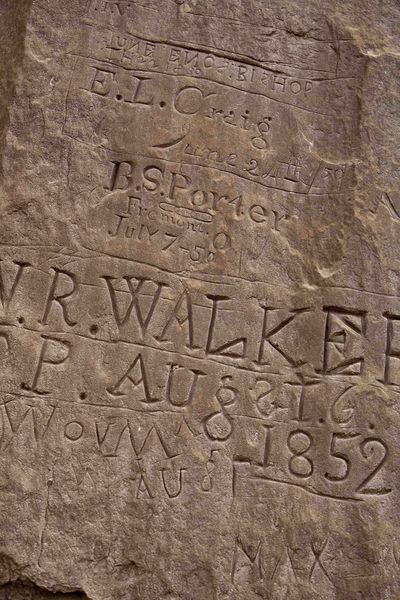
[[107, 353, 160, 403], [156, 290, 197, 348], [126, 76, 154, 106], [106, 161, 135, 191], [166, 363, 206, 406], [161, 468, 186, 498], [136, 473, 153, 498], [89, 66, 115, 96], [24, 335, 71, 394], [0, 260, 30, 312], [169, 171, 191, 202], [383, 313, 400, 385], [257, 306, 308, 367], [103, 276, 165, 335], [134, 424, 179, 459], [41, 268, 78, 327], [321, 307, 366, 375], [206, 295, 247, 358], [231, 538, 263, 583]]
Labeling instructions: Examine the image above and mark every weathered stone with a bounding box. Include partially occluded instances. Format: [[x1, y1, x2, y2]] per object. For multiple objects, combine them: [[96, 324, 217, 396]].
[[0, 1, 399, 599]]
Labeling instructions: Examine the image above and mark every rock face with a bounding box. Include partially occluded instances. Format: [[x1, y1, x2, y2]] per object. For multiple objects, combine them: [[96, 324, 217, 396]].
[[0, 0, 399, 599]]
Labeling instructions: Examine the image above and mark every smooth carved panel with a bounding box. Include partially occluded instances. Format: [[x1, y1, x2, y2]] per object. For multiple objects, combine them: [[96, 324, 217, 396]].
[[0, 1, 399, 599]]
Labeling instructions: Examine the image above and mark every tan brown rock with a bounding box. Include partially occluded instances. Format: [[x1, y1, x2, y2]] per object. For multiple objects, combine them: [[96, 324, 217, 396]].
[[0, 1, 399, 599]]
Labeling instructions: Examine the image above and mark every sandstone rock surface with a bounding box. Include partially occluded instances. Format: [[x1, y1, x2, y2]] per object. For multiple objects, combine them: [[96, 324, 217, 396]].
[[0, 1, 399, 599]]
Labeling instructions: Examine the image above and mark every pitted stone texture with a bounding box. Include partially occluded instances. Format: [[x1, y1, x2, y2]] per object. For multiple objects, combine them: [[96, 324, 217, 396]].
[[0, 1, 399, 599]]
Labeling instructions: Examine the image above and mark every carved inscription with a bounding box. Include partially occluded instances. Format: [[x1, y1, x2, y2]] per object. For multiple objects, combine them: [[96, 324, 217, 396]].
[[0, 255, 396, 504], [1, 2, 397, 598]]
